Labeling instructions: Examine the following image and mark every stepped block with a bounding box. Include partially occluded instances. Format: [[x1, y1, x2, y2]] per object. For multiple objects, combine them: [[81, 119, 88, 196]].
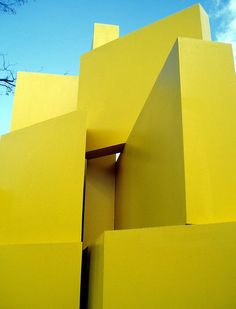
[[88, 223, 236, 309], [78, 4, 211, 151], [0, 111, 86, 244], [115, 38, 236, 229], [0, 242, 82, 309], [11, 72, 79, 131]]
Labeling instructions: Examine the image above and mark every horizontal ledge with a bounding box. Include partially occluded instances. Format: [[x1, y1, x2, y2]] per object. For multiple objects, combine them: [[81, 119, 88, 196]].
[[86, 143, 125, 160]]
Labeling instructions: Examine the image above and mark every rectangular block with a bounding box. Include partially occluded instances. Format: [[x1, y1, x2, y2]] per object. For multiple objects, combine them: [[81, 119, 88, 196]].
[[88, 223, 236, 309], [78, 4, 211, 151], [179, 39, 236, 224], [11, 72, 79, 131], [115, 38, 236, 229], [0, 110, 86, 244], [0, 242, 82, 309], [115, 38, 185, 228]]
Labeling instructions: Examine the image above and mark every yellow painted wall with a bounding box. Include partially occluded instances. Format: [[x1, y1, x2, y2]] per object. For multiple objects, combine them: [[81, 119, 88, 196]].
[[179, 38, 236, 223], [115, 40, 186, 229], [78, 4, 211, 151], [93, 23, 119, 49], [11, 72, 79, 131], [88, 223, 236, 309], [0, 242, 82, 309], [83, 155, 116, 249], [0, 111, 86, 244], [115, 38, 236, 229]]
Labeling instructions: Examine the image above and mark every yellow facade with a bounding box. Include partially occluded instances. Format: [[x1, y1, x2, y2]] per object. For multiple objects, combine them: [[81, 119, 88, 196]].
[[0, 242, 82, 309], [92, 23, 119, 49], [115, 38, 236, 229], [88, 223, 236, 309], [11, 72, 79, 131], [0, 4, 236, 309], [78, 4, 211, 151], [0, 111, 86, 244]]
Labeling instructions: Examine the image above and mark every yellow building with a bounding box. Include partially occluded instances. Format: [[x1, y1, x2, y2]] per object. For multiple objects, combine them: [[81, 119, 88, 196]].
[[0, 4, 236, 309]]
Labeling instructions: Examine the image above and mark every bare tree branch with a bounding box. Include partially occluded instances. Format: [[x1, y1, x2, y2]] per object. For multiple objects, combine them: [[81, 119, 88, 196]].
[[0, 0, 27, 14], [0, 54, 16, 95], [0, 1, 31, 94]]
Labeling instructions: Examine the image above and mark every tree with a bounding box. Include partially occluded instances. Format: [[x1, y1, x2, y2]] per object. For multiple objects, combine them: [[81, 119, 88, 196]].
[[0, 0, 28, 94]]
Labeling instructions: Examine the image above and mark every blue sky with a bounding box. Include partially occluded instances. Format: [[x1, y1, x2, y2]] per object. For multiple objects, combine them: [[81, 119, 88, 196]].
[[0, 0, 235, 134]]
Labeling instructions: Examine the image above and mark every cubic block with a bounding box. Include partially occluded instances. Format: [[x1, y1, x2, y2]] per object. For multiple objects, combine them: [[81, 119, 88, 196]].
[[88, 223, 236, 309], [78, 4, 211, 151], [0, 110, 86, 244], [115, 38, 236, 229], [11, 72, 79, 131], [93, 23, 119, 49], [0, 242, 82, 309]]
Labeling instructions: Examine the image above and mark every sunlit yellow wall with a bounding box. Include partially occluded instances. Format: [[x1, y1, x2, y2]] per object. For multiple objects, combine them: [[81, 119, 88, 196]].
[[0, 110, 86, 244], [0, 242, 82, 309], [78, 4, 211, 151], [115, 38, 236, 229], [11, 72, 79, 131], [88, 223, 236, 309], [180, 38, 236, 224], [83, 155, 115, 249], [93, 23, 119, 49]]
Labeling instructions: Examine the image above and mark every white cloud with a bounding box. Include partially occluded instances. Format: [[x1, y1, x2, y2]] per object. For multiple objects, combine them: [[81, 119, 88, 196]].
[[213, 0, 236, 67]]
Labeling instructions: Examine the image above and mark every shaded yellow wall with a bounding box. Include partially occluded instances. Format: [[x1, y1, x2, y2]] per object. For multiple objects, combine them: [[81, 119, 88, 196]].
[[83, 155, 116, 248], [0, 242, 82, 309], [11, 72, 79, 131], [115, 40, 186, 229], [87, 234, 104, 309], [78, 4, 211, 151], [115, 38, 236, 229], [88, 223, 236, 309], [0, 111, 86, 244], [93, 23, 119, 49]]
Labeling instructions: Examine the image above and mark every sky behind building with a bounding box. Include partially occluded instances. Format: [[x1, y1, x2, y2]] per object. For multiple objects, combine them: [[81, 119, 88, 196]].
[[0, 0, 235, 134]]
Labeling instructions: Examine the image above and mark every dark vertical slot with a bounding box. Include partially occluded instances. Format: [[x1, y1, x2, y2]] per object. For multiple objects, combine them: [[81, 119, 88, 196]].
[[81, 160, 87, 242], [80, 248, 90, 309]]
